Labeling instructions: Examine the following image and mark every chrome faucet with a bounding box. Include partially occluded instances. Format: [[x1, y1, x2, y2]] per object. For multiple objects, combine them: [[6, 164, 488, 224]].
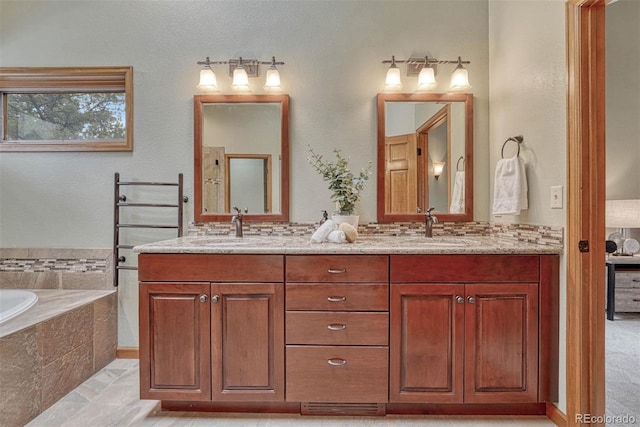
[[231, 206, 244, 238], [425, 207, 438, 238]]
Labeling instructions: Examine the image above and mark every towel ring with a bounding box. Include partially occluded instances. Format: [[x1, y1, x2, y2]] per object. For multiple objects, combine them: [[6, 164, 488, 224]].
[[501, 135, 524, 159], [456, 156, 465, 172]]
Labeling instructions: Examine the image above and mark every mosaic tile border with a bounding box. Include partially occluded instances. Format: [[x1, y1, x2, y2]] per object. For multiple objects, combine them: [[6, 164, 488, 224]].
[[0, 258, 107, 273], [189, 221, 564, 247]]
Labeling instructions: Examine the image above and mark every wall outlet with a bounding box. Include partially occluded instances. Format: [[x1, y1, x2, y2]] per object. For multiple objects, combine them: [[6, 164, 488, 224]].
[[550, 185, 563, 209]]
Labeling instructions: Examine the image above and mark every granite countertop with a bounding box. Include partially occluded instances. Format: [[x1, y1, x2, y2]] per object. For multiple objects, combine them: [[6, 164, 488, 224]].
[[133, 234, 562, 255]]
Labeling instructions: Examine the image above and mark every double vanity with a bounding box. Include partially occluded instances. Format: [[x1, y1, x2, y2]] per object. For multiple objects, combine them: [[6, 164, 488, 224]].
[[136, 235, 559, 416]]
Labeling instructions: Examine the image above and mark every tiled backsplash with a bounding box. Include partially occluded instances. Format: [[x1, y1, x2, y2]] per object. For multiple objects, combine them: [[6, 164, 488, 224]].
[[0, 222, 563, 279]]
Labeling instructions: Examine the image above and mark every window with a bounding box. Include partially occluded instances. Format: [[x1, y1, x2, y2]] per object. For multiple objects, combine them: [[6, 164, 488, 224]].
[[0, 66, 133, 152]]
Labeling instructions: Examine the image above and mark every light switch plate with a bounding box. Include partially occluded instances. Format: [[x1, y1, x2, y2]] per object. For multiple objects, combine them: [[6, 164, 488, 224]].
[[551, 185, 563, 209]]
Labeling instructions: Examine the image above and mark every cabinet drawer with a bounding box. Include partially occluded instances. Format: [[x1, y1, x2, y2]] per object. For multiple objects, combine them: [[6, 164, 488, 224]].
[[286, 255, 388, 283], [286, 345, 388, 402], [286, 283, 388, 311], [615, 288, 640, 312], [286, 312, 388, 345], [391, 255, 539, 283], [615, 272, 640, 289], [139, 254, 283, 282]]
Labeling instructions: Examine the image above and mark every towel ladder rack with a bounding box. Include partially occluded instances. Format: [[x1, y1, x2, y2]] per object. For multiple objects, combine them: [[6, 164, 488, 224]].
[[501, 135, 524, 159], [113, 172, 188, 287]]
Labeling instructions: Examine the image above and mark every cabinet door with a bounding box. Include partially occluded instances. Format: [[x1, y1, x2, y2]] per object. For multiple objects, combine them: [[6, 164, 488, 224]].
[[211, 283, 284, 401], [464, 283, 539, 403], [390, 284, 464, 403], [139, 282, 211, 401]]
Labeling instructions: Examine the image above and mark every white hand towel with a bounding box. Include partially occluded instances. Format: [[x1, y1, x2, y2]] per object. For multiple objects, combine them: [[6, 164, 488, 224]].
[[449, 171, 465, 213], [326, 230, 347, 243], [310, 220, 337, 243], [492, 156, 528, 215]]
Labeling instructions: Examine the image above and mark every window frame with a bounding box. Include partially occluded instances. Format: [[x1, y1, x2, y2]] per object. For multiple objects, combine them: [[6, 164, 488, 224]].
[[0, 66, 133, 152]]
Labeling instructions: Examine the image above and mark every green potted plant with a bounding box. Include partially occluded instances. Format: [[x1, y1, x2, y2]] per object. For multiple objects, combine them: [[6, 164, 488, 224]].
[[307, 146, 372, 227]]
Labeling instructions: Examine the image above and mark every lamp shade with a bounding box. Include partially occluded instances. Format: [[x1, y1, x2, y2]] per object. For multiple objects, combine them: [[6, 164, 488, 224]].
[[606, 199, 640, 228], [416, 66, 437, 91], [433, 161, 445, 179], [232, 65, 250, 92], [385, 65, 402, 91], [197, 67, 218, 92], [264, 67, 281, 92], [449, 57, 471, 91]]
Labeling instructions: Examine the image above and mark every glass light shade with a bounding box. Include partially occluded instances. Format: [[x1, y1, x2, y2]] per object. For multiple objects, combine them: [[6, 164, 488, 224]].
[[196, 68, 218, 92], [416, 66, 437, 91], [433, 161, 445, 179], [606, 199, 640, 228], [232, 66, 250, 92], [264, 67, 282, 92], [384, 66, 402, 91], [450, 65, 471, 91]]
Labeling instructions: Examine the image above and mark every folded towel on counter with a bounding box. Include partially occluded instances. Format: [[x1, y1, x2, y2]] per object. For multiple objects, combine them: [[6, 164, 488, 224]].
[[310, 220, 337, 243], [326, 230, 347, 243], [310, 220, 358, 244], [449, 171, 465, 213], [492, 156, 528, 215]]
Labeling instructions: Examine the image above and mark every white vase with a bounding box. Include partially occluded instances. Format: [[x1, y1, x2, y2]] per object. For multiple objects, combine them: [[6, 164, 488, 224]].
[[331, 214, 359, 229]]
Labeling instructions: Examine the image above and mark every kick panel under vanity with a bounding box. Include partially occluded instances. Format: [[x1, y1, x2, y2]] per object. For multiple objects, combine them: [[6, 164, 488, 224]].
[[136, 236, 559, 416]]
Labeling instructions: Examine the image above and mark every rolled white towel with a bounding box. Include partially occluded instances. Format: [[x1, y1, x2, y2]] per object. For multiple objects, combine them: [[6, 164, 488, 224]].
[[310, 220, 337, 243], [326, 230, 347, 243]]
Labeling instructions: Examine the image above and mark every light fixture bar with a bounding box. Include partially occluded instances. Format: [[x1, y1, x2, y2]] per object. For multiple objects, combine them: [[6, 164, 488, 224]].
[[196, 56, 285, 93]]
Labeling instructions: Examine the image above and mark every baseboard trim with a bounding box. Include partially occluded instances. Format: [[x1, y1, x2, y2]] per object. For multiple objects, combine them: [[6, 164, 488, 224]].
[[116, 347, 139, 359], [546, 402, 567, 426]]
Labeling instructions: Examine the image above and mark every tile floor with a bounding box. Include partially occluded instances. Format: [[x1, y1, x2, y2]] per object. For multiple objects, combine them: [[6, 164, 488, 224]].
[[27, 358, 555, 427]]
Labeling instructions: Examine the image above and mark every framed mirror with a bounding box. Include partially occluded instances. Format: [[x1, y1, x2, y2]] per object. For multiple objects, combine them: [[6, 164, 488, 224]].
[[376, 93, 473, 222], [194, 94, 289, 222]]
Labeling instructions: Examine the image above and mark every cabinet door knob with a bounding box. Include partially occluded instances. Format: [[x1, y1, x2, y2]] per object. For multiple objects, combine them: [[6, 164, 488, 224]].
[[327, 323, 347, 331], [327, 296, 347, 302], [327, 268, 347, 274], [211, 295, 220, 303], [455, 295, 464, 304], [199, 295, 208, 303], [467, 296, 476, 304], [327, 358, 347, 366]]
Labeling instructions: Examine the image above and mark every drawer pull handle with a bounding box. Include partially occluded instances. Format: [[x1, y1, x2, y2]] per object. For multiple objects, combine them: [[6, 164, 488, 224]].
[[633, 299, 640, 302], [633, 278, 640, 282], [327, 323, 347, 331], [455, 295, 464, 304], [327, 268, 347, 274], [467, 296, 476, 304], [327, 358, 347, 366], [327, 296, 347, 302]]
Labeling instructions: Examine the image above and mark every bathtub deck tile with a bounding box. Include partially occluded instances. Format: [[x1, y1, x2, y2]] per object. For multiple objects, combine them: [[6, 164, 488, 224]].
[[41, 341, 94, 409], [93, 292, 118, 371], [38, 303, 93, 365]]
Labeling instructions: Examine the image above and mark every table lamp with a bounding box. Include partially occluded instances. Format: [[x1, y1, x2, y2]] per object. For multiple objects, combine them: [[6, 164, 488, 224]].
[[606, 199, 640, 255]]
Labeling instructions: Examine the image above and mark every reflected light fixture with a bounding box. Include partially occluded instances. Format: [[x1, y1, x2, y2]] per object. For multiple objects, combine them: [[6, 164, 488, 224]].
[[382, 55, 471, 92], [449, 56, 472, 91], [384, 56, 403, 91], [264, 56, 282, 92], [196, 56, 285, 93], [196, 57, 219, 92], [433, 161, 445, 180]]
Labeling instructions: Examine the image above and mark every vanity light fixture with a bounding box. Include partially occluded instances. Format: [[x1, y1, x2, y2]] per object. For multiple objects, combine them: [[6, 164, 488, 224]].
[[196, 56, 285, 93], [384, 56, 403, 91], [196, 57, 219, 92], [382, 55, 471, 92], [433, 161, 445, 180]]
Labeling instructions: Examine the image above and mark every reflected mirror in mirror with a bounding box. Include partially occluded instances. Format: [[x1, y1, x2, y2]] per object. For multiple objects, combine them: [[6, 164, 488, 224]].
[[377, 93, 473, 222], [194, 94, 289, 222]]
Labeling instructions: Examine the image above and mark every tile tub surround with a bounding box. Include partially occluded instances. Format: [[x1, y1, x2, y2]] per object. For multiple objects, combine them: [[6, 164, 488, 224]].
[[0, 289, 117, 427], [0, 248, 113, 290]]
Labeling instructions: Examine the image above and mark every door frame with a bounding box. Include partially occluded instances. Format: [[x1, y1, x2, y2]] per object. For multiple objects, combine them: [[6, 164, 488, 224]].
[[565, 0, 608, 425]]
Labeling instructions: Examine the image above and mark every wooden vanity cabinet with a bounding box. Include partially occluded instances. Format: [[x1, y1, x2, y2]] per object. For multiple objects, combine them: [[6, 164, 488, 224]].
[[389, 255, 558, 405], [138, 254, 285, 402]]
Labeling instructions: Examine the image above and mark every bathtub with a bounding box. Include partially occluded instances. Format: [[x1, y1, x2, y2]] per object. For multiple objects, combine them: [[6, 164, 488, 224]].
[[0, 289, 38, 324]]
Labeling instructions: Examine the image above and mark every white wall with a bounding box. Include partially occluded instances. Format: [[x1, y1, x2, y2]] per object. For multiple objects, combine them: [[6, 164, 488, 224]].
[[488, 0, 567, 412], [0, 0, 489, 346]]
